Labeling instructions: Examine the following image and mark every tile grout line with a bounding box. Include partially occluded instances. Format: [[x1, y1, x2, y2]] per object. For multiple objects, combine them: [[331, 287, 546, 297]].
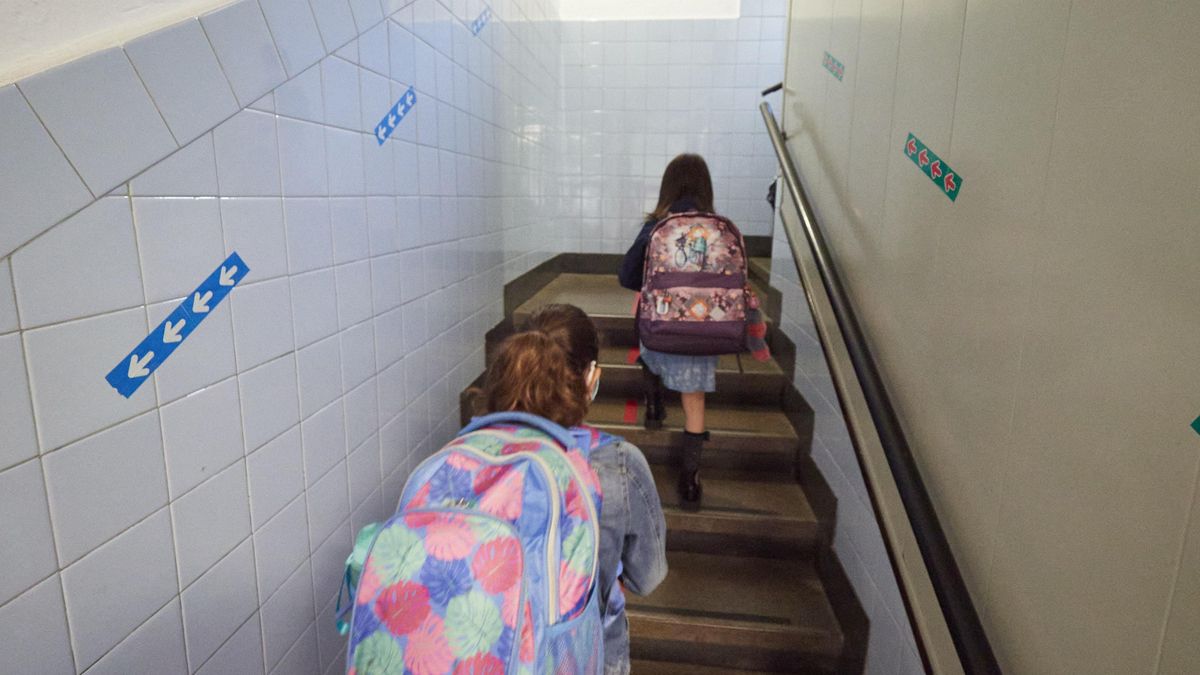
[[121, 47, 182, 148]]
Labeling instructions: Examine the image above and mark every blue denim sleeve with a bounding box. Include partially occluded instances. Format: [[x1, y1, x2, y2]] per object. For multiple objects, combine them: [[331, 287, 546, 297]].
[[619, 443, 668, 596], [617, 221, 656, 291]]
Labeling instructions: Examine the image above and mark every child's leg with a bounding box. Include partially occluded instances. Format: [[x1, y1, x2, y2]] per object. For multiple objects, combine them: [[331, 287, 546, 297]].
[[680, 391, 705, 434], [678, 391, 707, 506]]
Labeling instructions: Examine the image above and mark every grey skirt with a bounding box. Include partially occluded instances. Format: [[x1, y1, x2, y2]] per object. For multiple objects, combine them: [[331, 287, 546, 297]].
[[639, 343, 717, 393]]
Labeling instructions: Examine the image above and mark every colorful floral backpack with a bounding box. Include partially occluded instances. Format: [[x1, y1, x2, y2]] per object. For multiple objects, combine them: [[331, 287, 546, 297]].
[[339, 412, 607, 675], [638, 211, 750, 355]]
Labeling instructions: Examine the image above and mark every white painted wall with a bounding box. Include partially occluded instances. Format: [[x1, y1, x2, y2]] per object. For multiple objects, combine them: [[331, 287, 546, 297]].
[[780, 0, 1200, 672], [0, 0, 237, 86]]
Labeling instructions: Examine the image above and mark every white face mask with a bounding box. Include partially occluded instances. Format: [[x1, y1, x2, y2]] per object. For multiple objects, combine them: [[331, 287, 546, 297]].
[[586, 361, 600, 401]]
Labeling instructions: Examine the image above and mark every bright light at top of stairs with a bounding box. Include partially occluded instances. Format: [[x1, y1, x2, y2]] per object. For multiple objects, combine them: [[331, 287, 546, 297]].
[[558, 0, 741, 21]]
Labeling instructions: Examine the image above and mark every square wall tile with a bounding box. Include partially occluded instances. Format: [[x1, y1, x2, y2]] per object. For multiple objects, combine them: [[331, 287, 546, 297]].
[[284, 198, 335, 273], [125, 18, 240, 144], [301, 399, 345, 484], [297, 336, 343, 419], [230, 277, 295, 371], [196, 611, 264, 675], [149, 298, 237, 404], [247, 426, 305, 528], [307, 460, 349, 548], [201, 0, 288, 106], [18, 48, 177, 195], [133, 197, 225, 303], [254, 495, 310, 601], [344, 379, 378, 450], [340, 320, 375, 391], [291, 269, 339, 348], [275, 64, 325, 123], [172, 460, 252, 588], [322, 56, 362, 130], [358, 22, 388, 76], [213, 110, 282, 196], [0, 576, 75, 673], [0, 460, 58, 606], [329, 197, 370, 264], [0, 85, 92, 260], [181, 538, 259, 670], [376, 356, 405, 423], [259, 0, 327, 77], [347, 0, 383, 32], [279, 118, 330, 197], [86, 599, 186, 675], [23, 307, 156, 452], [0, 334, 37, 469], [335, 261, 373, 327], [43, 412, 168, 565], [348, 432, 381, 510], [160, 377, 245, 499], [309, 0, 358, 53], [310, 520, 350, 609], [61, 509, 178, 670], [221, 197, 290, 282], [239, 354, 301, 451], [131, 133, 220, 197], [11, 196, 144, 328], [326, 128, 366, 196], [0, 259, 15, 334]]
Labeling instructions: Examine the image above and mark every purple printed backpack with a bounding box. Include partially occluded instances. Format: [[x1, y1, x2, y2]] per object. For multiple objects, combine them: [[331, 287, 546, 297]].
[[638, 212, 749, 355], [339, 412, 607, 675]]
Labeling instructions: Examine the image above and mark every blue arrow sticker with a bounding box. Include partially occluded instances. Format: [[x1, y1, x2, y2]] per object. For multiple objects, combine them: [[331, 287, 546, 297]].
[[1192, 416, 1200, 436], [106, 252, 250, 398], [470, 7, 492, 36], [374, 86, 417, 146]]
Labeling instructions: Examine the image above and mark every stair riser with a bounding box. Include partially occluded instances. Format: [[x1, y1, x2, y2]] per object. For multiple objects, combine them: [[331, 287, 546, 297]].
[[665, 527, 817, 559], [629, 635, 837, 674], [597, 369, 786, 406], [609, 429, 798, 472]]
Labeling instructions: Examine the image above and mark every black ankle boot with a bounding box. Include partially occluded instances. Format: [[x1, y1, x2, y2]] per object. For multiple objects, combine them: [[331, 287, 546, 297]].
[[639, 358, 665, 430], [678, 430, 708, 508]]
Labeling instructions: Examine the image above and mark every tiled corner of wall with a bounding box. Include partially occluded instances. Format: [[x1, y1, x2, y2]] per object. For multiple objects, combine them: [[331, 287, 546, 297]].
[[0, 0, 561, 671], [556, 0, 787, 253]]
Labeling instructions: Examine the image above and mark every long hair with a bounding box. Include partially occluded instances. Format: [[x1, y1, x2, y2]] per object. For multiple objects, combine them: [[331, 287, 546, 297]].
[[523, 304, 599, 375], [483, 333, 589, 428], [648, 153, 715, 221]]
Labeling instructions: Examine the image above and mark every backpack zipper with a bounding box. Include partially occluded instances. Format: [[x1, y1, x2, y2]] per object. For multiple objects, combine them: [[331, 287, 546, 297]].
[[440, 443, 562, 624], [473, 429, 603, 615]]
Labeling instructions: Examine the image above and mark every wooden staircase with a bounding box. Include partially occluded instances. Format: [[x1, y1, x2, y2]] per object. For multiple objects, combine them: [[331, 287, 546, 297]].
[[463, 254, 866, 673]]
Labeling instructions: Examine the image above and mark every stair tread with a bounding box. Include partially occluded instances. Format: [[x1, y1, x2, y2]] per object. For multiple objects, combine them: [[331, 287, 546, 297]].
[[587, 397, 798, 441], [630, 660, 776, 675], [598, 346, 782, 376], [628, 551, 842, 657], [651, 465, 816, 527], [514, 273, 771, 322]]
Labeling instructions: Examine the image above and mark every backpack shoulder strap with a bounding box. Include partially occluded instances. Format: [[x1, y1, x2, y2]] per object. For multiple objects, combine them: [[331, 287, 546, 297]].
[[459, 412, 579, 451]]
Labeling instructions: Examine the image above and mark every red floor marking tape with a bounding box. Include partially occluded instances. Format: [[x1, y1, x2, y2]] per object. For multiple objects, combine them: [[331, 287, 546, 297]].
[[623, 398, 639, 424], [626, 347, 640, 364]]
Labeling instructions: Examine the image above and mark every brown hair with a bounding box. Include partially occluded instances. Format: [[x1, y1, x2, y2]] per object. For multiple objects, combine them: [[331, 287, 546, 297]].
[[648, 153, 715, 221], [482, 305, 600, 427]]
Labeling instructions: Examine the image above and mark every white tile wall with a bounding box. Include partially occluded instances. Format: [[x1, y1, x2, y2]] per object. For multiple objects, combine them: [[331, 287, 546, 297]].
[[0, 0, 560, 671], [557, 1, 786, 253]]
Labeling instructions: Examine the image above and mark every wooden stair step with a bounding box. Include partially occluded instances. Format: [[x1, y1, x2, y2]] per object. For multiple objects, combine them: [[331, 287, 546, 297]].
[[630, 659, 778, 674], [650, 465, 820, 557], [587, 397, 801, 471], [594, 346, 786, 406], [628, 551, 842, 672]]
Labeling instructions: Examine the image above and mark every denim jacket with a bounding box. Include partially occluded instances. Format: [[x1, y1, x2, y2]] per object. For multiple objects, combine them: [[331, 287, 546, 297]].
[[587, 435, 668, 674]]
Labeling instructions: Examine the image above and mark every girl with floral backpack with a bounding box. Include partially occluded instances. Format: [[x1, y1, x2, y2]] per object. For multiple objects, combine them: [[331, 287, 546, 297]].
[[338, 305, 666, 675]]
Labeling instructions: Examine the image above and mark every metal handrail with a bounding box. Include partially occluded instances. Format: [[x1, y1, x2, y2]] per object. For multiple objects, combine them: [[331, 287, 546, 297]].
[[759, 93, 1001, 674]]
